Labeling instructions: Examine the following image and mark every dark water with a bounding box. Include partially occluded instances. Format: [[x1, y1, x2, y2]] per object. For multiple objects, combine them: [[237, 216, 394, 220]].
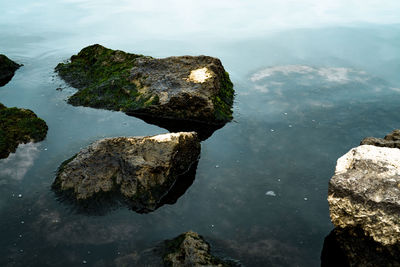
[[1, 1, 400, 266]]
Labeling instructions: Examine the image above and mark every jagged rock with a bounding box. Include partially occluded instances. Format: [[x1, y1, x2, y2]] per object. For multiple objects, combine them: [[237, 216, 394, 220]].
[[328, 145, 400, 246], [162, 231, 231, 267], [321, 227, 400, 267], [0, 103, 48, 159], [55, 44, 234, 126], [52, 132, 200, 213], [0, 54, 21, 86], [361, 129, 400, 148]]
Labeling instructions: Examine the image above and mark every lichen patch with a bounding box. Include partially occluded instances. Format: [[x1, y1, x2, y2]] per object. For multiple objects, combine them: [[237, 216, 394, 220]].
[[186, 67, 212, 83]]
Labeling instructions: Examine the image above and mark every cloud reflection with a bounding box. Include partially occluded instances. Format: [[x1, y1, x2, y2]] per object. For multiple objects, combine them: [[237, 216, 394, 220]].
[[0, 143, 40, 184]]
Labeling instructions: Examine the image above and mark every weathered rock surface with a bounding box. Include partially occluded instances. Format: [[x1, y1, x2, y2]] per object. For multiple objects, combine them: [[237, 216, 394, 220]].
[[56, 44, 234, 126], [0, 103, 48, 159], [328, 145, 400, 246], [162, 231, 231, 267], [321, 227, 400, 267], [0, 54, 21, 86], [52, 132, 200, 212], [361, 129, 400, 148]]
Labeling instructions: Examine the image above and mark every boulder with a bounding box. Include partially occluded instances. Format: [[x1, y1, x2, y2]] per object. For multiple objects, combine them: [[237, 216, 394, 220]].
[[52, 132, 200, 213], [55, 44, 234, 126], [162, 231, 231, 267], [361, 129, 400, 148], [0, 54, 21, 86], [0, 103, 48, 159], [328, 145, 400, 246]]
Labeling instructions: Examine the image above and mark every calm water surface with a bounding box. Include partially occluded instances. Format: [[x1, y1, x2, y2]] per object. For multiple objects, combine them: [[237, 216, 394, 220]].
[[1, 1, 400, 266]]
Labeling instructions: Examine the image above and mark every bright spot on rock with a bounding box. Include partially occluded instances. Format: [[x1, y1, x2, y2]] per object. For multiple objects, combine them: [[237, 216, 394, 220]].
[[186, 67, 212, 83]]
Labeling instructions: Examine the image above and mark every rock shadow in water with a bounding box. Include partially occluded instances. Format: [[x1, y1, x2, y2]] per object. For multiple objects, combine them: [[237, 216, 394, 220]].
[[52, 160, 199, 216], [130, 113, 226, 141], [321, 227, 400, 267], [0, 75, 15, 87]]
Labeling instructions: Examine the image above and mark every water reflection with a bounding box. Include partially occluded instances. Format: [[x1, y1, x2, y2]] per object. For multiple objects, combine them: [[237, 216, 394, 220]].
[[0, 143, 41, 185], [53, 160, 199, 215], [321, 227, 400, 267]]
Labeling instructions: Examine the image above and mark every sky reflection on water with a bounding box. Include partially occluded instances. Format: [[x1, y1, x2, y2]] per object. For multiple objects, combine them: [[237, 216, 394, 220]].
[[1, 1, 400, 266]]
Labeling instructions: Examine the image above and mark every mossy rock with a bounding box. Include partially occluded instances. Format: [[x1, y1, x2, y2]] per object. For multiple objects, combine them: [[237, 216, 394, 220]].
[[56, 44, 234, 125], [0, 103, 48, 159], [0, 54, 21, 86]]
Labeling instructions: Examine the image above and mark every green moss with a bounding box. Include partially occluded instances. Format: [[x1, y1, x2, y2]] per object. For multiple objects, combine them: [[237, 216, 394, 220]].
[[0, 103, 48, 159], [213, 71, 234, 122], [55, 44, 158, 112]]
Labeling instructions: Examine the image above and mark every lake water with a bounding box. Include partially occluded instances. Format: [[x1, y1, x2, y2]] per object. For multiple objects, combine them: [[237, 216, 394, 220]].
[[1, 1, 400, 266]]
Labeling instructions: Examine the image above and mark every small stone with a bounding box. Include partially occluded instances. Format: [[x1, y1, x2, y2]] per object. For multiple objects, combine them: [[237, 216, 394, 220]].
[[163, 231, 231, 266], [265, 191, 276, 197], [82, 260, 87, 264], [215, 165, 219, 168], [20, 221, 24, 224], [18, 194, 22, 198], [304, 198, 308, 201]]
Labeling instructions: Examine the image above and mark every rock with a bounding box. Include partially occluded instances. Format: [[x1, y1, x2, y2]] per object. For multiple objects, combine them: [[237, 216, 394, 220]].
[[52, 132, 200, 213], [0, 54, 21, 86], [162, 231, 231, 267], [328, 145, 400, 246], [321, 227, 400, 267], [0, 103, 48, 159], [361, 129, 400, 148], [113, 231, 237, 267], [55, 44, 234, 126]]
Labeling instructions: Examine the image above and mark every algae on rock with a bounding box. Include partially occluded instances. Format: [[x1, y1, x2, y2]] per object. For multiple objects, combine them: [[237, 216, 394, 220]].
[[55, 44, 234, 125], [0, 103, 48, 159]]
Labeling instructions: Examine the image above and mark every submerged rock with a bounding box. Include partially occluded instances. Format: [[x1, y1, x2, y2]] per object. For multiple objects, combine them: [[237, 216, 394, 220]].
[[55, 44, 234, 126], [162, 231, 232, 267], [361, 129, 400, 148], [0, 103, 48, 159], [321, 227, 400, 267], [0, 54, 21, 86], [114, 231, 237, 267], [52, 132, 200, 213], [328, 145, 400, 246]]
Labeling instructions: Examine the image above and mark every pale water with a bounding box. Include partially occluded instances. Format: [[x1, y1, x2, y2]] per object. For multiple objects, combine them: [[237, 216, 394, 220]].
[[1, 1, 400, 266]]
